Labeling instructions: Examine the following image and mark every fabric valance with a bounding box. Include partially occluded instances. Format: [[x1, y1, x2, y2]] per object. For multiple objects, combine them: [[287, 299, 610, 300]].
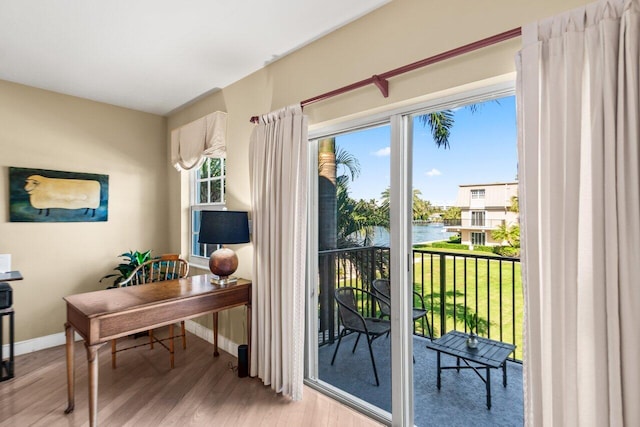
[[170, 111, 227, 171]]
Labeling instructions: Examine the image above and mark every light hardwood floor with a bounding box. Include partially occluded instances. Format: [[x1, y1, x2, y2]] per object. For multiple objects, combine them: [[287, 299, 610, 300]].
[[0, 330, 382, 427]]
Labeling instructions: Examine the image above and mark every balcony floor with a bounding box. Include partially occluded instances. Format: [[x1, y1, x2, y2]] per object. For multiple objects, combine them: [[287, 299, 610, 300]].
[[318, 333, 523, 426]]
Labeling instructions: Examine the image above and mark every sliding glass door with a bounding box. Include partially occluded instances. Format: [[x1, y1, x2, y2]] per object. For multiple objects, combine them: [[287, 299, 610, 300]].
[[305, 82, 520, 427]]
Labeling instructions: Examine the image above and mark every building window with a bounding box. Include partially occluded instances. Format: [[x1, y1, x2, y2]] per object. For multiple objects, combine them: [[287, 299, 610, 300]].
[[471, 211, 485, 226], [471, 232, 486, 246], [191, 158, 226, 260], [471, 189, 485, 199]]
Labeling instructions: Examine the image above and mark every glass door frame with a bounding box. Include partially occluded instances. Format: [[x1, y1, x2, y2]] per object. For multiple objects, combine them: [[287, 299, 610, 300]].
[[304, 80, 516, 427]]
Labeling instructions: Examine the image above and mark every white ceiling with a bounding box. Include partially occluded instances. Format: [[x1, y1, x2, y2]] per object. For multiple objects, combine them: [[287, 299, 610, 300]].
[[0, 0, 388, 115]]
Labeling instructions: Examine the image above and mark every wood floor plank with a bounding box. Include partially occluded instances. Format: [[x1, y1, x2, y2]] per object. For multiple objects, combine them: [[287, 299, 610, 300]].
[[0, 331, 381, 427]]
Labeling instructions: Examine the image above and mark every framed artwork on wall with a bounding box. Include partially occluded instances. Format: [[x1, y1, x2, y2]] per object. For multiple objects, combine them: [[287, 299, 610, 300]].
[[9, 167, 109, 222]]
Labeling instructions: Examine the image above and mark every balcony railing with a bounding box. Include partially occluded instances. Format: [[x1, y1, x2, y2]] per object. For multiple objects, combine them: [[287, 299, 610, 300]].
[[443, 218, 506, 228], [318, 246, 522, 361]]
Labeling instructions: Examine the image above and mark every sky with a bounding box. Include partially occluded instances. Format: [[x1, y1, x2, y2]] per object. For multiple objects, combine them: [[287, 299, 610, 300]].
[[334, 95, 517, 206]]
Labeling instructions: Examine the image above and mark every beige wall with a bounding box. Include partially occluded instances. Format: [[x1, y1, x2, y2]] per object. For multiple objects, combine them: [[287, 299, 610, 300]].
[[2, 0, 587, 346], [167, 0, 586, 346], [0, 80, 168, 342]]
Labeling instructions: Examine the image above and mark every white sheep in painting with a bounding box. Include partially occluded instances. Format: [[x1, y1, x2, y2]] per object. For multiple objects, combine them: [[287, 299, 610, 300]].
[[24, 175, 101, 217]]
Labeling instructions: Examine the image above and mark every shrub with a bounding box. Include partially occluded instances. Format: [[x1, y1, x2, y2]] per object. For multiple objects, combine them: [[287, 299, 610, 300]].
[[472, 245, 494, 253], [448, 235, 461, 243], [430, 242, 469, 250], [493, 246, 520, 258]]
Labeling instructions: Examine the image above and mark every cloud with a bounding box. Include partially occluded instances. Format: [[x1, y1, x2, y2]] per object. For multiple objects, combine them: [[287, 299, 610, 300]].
[[371, 146, 390, 157], [425, 168, 442, 177]]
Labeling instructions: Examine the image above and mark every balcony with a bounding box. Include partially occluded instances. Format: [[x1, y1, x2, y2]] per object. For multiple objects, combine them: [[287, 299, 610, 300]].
[[316, 246, 523, 425], [443, 218, 506, 230]]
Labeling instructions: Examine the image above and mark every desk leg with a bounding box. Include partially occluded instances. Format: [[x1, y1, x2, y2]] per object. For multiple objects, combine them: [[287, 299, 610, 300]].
[[213, 312, 219, 357], [246, 303, 251, 376], [86, 344, 101, 426], [64, 323, 75, 414]]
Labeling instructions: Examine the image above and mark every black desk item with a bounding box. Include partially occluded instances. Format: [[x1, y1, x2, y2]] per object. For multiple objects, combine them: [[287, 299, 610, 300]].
[[0, 308, 14, 381], [425, 330, 515, 409], [0, 282, 12, 309], [0, 270, 22, 382]]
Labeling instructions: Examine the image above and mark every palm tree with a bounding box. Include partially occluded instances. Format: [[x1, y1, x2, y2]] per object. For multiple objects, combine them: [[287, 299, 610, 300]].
[[418, 111, 455, 148], [491, 223, 520, 247], [318, 138, 338, 251]]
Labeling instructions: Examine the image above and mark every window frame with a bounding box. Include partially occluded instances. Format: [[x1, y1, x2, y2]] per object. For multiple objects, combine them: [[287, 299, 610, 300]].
[[189, 157, 226, 267], [471, 211, 486, 227], [471, 189, 486, 199], [471, 231, 486, 246]]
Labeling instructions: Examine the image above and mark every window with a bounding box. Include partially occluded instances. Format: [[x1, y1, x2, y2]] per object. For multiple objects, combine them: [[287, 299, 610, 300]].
[[471, 189, 485, 199], [471, 231, 486, 246], [191, 158, 226, 260], [471, 211, 485, 226]]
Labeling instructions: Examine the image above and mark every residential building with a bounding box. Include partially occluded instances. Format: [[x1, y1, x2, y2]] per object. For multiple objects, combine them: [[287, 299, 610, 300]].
[[445, 182, 518, 247]]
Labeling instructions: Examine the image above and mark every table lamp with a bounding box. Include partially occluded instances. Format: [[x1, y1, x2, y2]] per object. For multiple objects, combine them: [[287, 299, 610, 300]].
[[198, 210, 250, 284]]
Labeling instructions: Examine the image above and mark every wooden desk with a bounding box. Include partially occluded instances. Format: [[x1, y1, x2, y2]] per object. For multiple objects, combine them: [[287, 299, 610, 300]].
[[63, 275, 251, 426]]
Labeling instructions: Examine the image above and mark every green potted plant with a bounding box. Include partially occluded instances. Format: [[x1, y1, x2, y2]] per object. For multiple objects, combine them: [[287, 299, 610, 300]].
[[100, 250, 153, 288], [465, 313, 479, 349]]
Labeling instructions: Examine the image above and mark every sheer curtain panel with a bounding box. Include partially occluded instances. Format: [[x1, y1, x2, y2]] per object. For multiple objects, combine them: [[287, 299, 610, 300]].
[[171, 111, 227, 171], [517, 0, 640, 425], [249, 105, 308, 400]]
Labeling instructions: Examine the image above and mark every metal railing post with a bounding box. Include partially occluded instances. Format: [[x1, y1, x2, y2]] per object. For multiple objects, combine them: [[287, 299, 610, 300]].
[[439, 254, 447, 337]]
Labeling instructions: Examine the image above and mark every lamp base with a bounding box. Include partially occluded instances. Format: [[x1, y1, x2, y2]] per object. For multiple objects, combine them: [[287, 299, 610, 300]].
[[210, 276, 238, 286]]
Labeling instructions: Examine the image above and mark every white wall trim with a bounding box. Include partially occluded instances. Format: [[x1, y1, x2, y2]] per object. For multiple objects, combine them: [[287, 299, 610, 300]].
[[3, 321, 239, 359], [184, 319, 239, 357], [3, 330, 83, 357]]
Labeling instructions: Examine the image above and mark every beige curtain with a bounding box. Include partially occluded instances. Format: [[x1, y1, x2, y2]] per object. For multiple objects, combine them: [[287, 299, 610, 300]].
[[516, 0, 640, 425], [170, 111, 227, 171], [249, 105, 308, 400]]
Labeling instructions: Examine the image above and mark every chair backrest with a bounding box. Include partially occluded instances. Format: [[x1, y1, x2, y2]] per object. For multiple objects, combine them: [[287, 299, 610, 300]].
[[118, 254, 189, 287], [372, 279, 391, 317], [334, 287, 366, 331]]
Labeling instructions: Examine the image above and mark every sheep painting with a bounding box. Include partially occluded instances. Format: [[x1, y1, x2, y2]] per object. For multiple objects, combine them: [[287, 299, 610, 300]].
[[9, 167, 108, 222], [24, 175, 100, 217]]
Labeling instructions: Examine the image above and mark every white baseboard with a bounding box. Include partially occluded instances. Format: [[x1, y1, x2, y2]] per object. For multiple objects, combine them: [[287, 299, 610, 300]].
[[3, 322, 239, 359], [2, 330, 84, 357], [184, 319, 239, 358]]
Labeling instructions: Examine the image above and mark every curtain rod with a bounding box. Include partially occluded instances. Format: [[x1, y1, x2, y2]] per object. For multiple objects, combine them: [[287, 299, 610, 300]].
[[250, 27, 522, 123]]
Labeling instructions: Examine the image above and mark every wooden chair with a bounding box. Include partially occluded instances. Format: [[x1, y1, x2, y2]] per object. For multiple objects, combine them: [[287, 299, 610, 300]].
[[111, 254, 189, 369]]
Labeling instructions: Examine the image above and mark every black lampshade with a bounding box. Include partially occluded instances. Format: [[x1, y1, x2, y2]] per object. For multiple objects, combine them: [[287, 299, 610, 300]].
[[198, 211, 250, 244]]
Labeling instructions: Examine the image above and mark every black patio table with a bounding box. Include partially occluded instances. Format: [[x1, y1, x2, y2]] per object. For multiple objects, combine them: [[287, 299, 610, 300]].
[[425, 330, 516, 409]]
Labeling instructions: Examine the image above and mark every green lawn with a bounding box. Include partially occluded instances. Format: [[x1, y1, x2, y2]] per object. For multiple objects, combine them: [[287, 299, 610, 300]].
[[412, 252, 523, 360], [327, 248, 524, 360]]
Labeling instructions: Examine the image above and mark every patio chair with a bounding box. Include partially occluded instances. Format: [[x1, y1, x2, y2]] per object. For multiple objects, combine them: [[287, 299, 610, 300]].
[[372, 278, 433, 339], [331, 287, 391, 386], [111, 254, 189, 369]]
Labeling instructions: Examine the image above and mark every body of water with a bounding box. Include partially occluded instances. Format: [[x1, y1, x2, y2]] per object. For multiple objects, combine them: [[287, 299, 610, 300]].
[[371, 223, 455, 246]]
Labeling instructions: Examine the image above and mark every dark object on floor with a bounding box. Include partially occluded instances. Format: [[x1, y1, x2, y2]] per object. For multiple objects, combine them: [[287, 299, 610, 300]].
[[238, 344, 248, 378]]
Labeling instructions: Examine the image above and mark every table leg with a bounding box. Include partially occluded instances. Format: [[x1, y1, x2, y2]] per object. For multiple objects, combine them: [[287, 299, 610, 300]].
[[486, 366, 491, 410], [213, 312, 219, 357], [169, 324, 175, 369], [503, 361, 508, 387], [64, 323, 75, 414], [8, 309, 14, 378], [246, 303, 251, 376], [86, 344, 101, 426], [436, 351, 441, 390]]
